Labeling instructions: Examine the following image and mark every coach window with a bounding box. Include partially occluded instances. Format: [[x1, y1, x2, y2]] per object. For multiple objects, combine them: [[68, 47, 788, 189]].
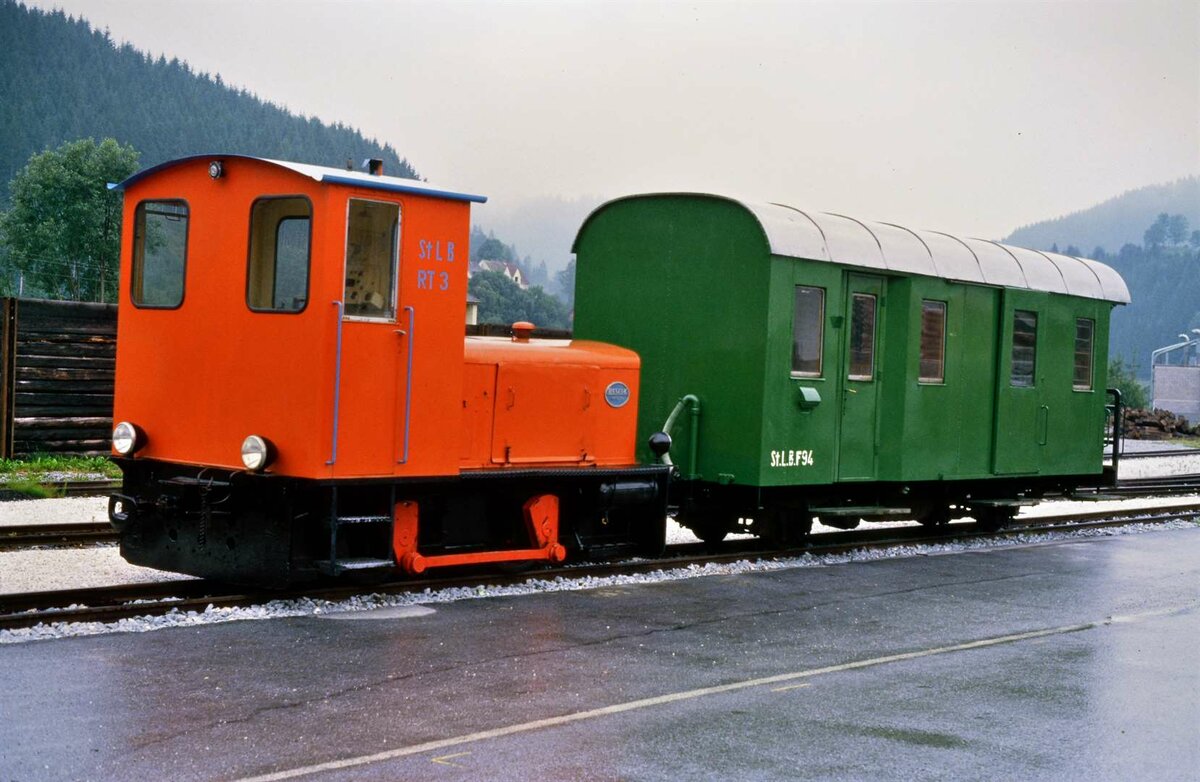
[[1073, 318, 1094, 391], [344, 199, 400, 319], [1011, 310, 1038, 387], [848, 293, 876, 381], [918, 300, 946, 383], [131, 200, 188, 308], [791, 286, 825, 377], [247, 197, 311, 312]]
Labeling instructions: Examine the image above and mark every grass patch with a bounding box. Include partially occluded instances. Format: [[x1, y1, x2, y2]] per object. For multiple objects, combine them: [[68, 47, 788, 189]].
[[0, 477, 64, 499], [0, 453, 120, 480], [0, 454, 117, 499]]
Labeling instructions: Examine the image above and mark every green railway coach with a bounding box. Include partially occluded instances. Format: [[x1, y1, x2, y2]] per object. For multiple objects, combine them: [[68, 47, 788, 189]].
[[572, 194, 1130, 542]]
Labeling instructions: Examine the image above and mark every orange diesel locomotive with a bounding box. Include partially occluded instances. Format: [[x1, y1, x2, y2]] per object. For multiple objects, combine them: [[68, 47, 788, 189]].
[[107, 156, 668, 585]]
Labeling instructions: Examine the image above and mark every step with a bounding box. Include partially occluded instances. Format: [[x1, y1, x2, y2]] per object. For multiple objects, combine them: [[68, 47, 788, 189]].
[[333, 515, 392, 526], [809, 506, 913, 517], [160, 475, 232, 488], [315, 557, 394, 576], [1068, 493, 1125, 501]]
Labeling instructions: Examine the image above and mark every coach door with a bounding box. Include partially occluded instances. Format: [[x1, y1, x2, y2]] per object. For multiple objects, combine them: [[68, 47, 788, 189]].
[[837, 274, 883, 480], [993, 291, 1042, 475], [329, 198, 408, 476]]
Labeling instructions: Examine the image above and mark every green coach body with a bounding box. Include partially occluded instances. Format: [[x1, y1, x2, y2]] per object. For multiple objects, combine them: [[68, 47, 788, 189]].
[[572, 194, 1129, 510]]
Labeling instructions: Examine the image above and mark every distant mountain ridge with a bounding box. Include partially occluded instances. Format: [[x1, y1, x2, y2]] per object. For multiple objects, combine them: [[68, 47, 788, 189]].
[[1003, 176, 1200, 376], [0, 0, 417, 198], [1005, 177, 1200, 255]]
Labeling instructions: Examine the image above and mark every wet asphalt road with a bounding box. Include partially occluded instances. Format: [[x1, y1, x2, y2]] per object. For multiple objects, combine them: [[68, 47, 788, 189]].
[[2, 528, 1198, 781]]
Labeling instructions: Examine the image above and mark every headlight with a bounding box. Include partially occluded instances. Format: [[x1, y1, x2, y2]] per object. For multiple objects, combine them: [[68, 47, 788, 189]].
[[112, 421, 142, 455], [240, 435, 275, 472]]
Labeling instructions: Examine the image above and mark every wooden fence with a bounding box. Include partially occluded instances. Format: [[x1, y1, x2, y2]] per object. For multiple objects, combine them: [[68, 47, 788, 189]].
[[0, 298, 116, 458]]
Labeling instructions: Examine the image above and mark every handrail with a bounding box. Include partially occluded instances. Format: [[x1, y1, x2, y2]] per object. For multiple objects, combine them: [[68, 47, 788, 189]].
[[398, 305, 414, 465], [1105, 387, 1123, 478], [659, 394, 701, 480], [326, 300, 345, 465]]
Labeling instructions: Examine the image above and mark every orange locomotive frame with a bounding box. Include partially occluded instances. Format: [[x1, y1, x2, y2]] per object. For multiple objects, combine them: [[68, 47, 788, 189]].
[[109, 155, 668, 584]]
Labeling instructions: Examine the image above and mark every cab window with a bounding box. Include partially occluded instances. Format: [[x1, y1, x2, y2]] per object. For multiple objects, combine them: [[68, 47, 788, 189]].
[[247, 196, 311, 312], [344, 199, 399, 319], [131, 200, 188, 308]]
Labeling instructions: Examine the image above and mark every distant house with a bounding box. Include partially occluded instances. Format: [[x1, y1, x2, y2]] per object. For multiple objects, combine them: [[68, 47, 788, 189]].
[[472, 259, 528, 290], [465, 293, 479, 326]]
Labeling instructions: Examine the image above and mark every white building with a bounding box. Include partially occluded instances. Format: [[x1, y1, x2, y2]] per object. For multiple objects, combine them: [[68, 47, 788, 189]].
[[1151, 333, 1200, 418], [473, 259, 528, 289]]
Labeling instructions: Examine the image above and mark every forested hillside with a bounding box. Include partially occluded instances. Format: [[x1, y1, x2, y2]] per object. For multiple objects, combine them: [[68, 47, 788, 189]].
[[0, 0, 417, 198], [1006, 181, 1200, 377], [1093, 230, 1199, 377], [1005, 177, 1199, 256]]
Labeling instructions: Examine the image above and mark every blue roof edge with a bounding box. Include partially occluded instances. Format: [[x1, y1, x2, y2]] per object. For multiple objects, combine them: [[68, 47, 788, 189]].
[[111, 154, 487, 204]]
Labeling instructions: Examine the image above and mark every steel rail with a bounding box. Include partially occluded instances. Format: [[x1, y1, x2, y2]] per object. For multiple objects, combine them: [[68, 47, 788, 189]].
[[0, 474, 1193, 554], [1111, 448, 1200, 460], [1105, 474, 1200, 497], [0, 522, 118, 550], [60, 479, 121, 496], [3, 503, 1197, 633]]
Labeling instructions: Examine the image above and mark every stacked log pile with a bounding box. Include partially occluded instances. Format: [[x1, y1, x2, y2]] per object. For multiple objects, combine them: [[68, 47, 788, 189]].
[[0, 299, 116, 457], [1121, 408, 1200, 440]]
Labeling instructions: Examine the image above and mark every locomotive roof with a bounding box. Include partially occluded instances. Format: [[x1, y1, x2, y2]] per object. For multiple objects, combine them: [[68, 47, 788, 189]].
[[112, 154, 488, 204], [574, 194, 1130, 304]]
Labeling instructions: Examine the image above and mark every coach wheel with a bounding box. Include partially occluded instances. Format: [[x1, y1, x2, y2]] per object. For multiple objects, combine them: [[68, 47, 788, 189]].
[[756, 508, 813, 548], [680, 508, 732, 547], [917, 504, 953, 529], [974, 506, 1017, 532]]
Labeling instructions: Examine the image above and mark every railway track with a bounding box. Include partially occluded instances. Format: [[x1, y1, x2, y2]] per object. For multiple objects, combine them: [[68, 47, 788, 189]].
[[0, 521, 117, 550], [3, 501, 1197, 633], [1113, 447, 1200, 459], [0, 472, 1194, 555], [1106, 474, 1200, 496]]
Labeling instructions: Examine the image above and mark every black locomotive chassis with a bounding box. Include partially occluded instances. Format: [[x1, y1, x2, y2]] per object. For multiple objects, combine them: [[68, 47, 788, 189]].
[[673, 465, 1119, 543], [108, 458, 671, 586]]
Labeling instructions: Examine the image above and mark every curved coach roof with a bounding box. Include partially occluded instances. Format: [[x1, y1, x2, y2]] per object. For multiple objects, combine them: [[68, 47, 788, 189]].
[[112, 154, 488, 204], [573, 193, 1129, 304]]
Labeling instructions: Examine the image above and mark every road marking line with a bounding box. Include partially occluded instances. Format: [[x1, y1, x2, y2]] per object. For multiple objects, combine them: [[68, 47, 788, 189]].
[[771, 683, 812, 692], [234, 603, 1196, 782], [430, 751, 471, 767]]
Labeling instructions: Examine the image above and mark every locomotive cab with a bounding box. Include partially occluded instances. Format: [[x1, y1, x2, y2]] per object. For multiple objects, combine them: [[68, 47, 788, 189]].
[[109, 156, 667, 585]]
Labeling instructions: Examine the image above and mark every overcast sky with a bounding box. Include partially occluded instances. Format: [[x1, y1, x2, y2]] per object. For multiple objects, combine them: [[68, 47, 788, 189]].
[[27, 0, 1200, 258]]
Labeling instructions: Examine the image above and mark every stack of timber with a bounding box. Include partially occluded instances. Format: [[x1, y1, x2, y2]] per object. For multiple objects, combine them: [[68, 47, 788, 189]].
[[0, 299, 116, 458], [1121, 408, 1199, 440]]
